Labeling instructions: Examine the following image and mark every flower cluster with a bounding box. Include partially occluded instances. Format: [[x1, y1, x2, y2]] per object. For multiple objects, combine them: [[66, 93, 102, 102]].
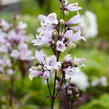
[[29, 50, 61, 80], [29, 0, 86, 108], [91, 76, 107, 87], [80, 11, 98, 38], [31, 1, 85, 51], [0, 19, 32, 75], [63, 55, 86, 80]]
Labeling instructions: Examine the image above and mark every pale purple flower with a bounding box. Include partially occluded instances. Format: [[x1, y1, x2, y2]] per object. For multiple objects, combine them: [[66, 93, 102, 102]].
[[20, 50, 32, 61], [8, 30, 20, 42], [0, 67, 4, 72], [10, 50, 19, 59], [32, 31, 53, 46], [57, 40, 66, 52], [0, 19, 11, 31], [70, 69, 89, 90], [64, 67, 80, 80], [100, 76, 108, 86], [29, 67, 43, 80], [72, 57, 86, 67], [37, 26, 54, 33], [8, 29, 27, 43], [65, 3, 82, 12], [69, 26, 81, 31], [17, 43, 32, 61], [32, 37, 43, 46], [0, 58, 11, 72], [6, 69, 14, 75], [0, 45, 9, 53], [38, 15, 47, 21], [47, 13, 58, 25], [43, 71, 50, 79], [67, 90, 72, 95], [0, 59, 5, 68], [64, 54, 72, 62], [17, 21, 27, 30], [46, 55, 61, 70], [5, 59, 11, 67], [34, 50, 46, 64], [0, 31, 10, 52], [64, 30, 73, 39], [39, 13, 58, 27], [66, 14, 81, 25], [64, 30, 86, 42], [70, 30, 86, 41], [18, 43, 28, 50], [91, 76, 108, 87]]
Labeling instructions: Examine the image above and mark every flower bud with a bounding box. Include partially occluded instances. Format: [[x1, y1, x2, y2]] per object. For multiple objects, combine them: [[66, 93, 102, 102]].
[[52, 31, 57, 36], [60, 19, 65, 24], [51, 40, 55, 44], [67, 90, 72, 95], [75, 93, 80, 98], [68, 42, 76, 48], [64, 10, 69, 16]]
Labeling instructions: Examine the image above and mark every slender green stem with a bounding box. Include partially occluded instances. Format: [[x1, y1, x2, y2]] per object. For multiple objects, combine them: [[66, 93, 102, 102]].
[[10, 77, 14, 107], [47, 79, 53, 99]]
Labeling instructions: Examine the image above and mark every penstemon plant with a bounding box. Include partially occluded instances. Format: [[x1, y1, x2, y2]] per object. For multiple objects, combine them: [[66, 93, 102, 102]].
[[0, 15, 32, 108], [29, 0, 86, 108]]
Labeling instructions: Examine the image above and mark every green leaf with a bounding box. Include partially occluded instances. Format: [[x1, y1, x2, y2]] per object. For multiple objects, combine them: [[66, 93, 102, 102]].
[[20, 105, 39, 109], [20, 91, 41, 106]]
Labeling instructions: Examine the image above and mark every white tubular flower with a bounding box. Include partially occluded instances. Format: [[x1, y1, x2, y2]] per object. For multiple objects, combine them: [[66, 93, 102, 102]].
[[10, 49, 19, 59], [70, 30, 86, 41], [46, 55, 61, 70], [66, 13, 81, 25], [64, 54, 72, 62], [80, 11, 98, 38], [34, 50, 46, 64], [32, 31, 53, 46], [0, 19, 11, 31], [100, 76, 108, 86], [91, 76, 108, 87], [64, 30, 86, 42], [72, 57, 86, 67], [91, 78, 99, 86], [70, 69, 89, 91], [17, 21, 27, 30], [57, 40, 66, 52], [38, 13, 58, 27], [64, 30, 73, 39], [47, 13, 58, 25], [29, 66, 43, 81], [65, 3, 82, 12], [18, 43, 33, 61], [64, 67, 80, 80], [38, 15, 47, 21], [32, 35, 43, 46], [6, 69, 14, 75]]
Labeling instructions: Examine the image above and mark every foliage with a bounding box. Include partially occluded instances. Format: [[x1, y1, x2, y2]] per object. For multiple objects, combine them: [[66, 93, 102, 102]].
[[79, 93, 109, 109]]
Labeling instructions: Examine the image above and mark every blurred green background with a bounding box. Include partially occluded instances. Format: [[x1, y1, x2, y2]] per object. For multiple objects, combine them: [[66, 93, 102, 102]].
[[0, 0, 109, 109]]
